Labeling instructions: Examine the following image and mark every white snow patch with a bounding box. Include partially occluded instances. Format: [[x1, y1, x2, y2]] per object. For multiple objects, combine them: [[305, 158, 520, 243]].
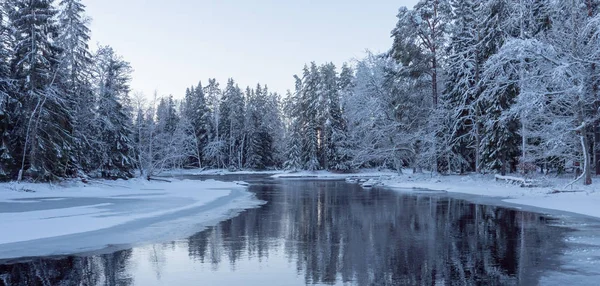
[[380, 172, 600, 219], [161, 168, 286, 176], [0, 178, 261, 259]]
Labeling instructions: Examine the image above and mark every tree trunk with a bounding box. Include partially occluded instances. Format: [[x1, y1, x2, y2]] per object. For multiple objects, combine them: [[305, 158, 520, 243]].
[[475, 123, 481, 173], [581, 130, 592, 185]]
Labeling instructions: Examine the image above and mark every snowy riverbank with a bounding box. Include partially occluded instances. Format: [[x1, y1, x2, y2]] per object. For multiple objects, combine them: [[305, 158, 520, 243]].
[[271, 169, 600, 220], [379, 172, 600, 219], [0, 178, 261, 260], [161, 168, 285, 176]]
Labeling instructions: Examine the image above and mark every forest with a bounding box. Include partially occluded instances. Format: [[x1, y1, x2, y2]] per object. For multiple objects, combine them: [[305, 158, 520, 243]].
[[1, 0, 599, 186]]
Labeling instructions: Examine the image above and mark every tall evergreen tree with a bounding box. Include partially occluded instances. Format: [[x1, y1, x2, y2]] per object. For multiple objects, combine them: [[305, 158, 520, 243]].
[[441, 0, 483, 173], [244, 84, 273, 170], [300, 63, 321, 170], [93, 46, 135, 179], [284, 79, 304, 170], [219, 79, 245, 169], [183, 82, 211, 168], [57, 0, 94, 174], [0, 4, 13, 180], [318, 63, 350, 170], [9, 0, 74, 181], [203, 78, 225, 168]]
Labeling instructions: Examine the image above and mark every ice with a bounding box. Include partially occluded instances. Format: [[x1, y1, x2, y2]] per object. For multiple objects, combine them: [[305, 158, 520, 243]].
[[0, 178, 261, 259]]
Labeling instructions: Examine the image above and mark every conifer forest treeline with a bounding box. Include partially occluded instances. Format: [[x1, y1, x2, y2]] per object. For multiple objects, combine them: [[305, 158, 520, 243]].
[[1, 0, 600, 186]]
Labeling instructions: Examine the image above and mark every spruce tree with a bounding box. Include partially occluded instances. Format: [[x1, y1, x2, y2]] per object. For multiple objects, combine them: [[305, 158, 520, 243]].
[[9, 0, 74, 181], [183, 82, 211, 168], [57, 0, 95, 174], [0, 4, 13, 180], [94, 46, 135, 179], [244, 84, 273, 170], [284, 80, 304, 170], [219, 79, 245, 169], [319, 63, 350, 171], [441, 0, 482, 173], [300, 63, 321, 170]]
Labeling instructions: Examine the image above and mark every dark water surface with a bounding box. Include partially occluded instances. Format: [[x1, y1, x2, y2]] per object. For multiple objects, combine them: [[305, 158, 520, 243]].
[[0, 177, 576, 285]]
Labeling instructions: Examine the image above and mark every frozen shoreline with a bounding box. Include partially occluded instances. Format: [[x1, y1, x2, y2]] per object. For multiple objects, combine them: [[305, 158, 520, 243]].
[[0, 178, 262, 260]]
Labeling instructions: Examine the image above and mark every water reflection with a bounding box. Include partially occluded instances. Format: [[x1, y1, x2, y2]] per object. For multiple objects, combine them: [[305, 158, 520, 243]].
[[0, 180, 568, 285]]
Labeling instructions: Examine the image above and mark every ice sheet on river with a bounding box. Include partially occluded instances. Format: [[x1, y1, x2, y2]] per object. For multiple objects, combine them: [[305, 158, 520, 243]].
[[0, 178, 261, 260]]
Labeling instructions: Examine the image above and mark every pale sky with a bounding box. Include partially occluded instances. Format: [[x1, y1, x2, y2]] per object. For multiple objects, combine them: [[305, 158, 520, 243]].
[[83, 0, 419, 99]]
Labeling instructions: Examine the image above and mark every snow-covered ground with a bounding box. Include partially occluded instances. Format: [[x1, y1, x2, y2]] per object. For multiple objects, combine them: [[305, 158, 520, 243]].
[[272, 169, 600, 220], [161, 168, 285, 176], [381, 172, 600, 219], [0, 178, 261, 260], [271, 169, 399, 179]]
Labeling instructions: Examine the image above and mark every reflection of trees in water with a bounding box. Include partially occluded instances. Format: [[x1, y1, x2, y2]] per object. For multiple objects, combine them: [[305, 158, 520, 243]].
[[0, 249, 133, 286], [0, 181, 567, 285], [186, 181, 566, 285]]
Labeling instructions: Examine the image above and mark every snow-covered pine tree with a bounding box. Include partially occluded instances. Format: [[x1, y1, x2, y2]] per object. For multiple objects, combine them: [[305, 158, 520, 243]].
[[156, 95, 179, 135], [9, 0, 75, 181], [283, 79, 303, 170], [391, 0, 452, 173], [57, 0, 95, 175], [475, 0, 522, 176], [244, 84, 273, 170], [300, 63, 321, 170], [183, 81, 211, 168], [219, 79, 245, 169], [0, 3, 13, 180], [335, 63, 356, 170], [265, 91, 285, 167], [203, 78, 225, 168], [318, 63, 350, 171], [476, 0, 554, 176], [93, 46, 135, 179], [440, 0, 482, 173], [132, 99, 148, 175]]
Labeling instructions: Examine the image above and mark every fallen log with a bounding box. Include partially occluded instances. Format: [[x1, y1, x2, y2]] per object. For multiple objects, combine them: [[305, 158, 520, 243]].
[[494, 175, 538, 188], [146, 176, 172, 183]]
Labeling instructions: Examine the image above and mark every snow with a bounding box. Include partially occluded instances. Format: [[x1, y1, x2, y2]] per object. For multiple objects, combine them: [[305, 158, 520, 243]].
[[161, 168, 285, 176], [382, 173, 600, 219], [0, 178, 261, 259], [271, 169, 398, 179], [273, 169, 600, 220]]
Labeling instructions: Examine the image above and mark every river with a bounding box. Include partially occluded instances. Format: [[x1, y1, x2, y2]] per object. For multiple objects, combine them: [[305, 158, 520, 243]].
[[1, 175, 599, 285]]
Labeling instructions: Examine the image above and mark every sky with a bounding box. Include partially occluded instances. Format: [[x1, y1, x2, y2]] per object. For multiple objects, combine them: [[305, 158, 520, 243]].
[[83, 0, 419, 99]]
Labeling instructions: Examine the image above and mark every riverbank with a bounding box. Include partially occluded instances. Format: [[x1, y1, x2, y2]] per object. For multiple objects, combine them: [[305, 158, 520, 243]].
[[379, 172, 600, 219], [269, 169, 600, 220], [0, 178, 261, 260], [161, 168, 285, 176]]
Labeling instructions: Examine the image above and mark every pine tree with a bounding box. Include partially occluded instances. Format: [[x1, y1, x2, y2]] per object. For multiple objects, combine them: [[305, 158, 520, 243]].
[[9, 0, 74, 181], [93, 46, 135, 179], [219, 79, 245, 169], [57, 0, 94, 174], [441, 0, 482, 173], [244, 84, 273, 170], [264, 91, 285, 167], [318, 63, 350, 171], [0, 4, 13, 180], [299, 63, 321, 170], [391, 0, 452, 173], [284, 80, 304, 170], [183, 82, 211, 168], [203, 78, 225, 168]]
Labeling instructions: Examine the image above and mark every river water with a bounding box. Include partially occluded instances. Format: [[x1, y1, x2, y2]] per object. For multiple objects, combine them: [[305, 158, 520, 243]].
[[0, 176, 598, 285]]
